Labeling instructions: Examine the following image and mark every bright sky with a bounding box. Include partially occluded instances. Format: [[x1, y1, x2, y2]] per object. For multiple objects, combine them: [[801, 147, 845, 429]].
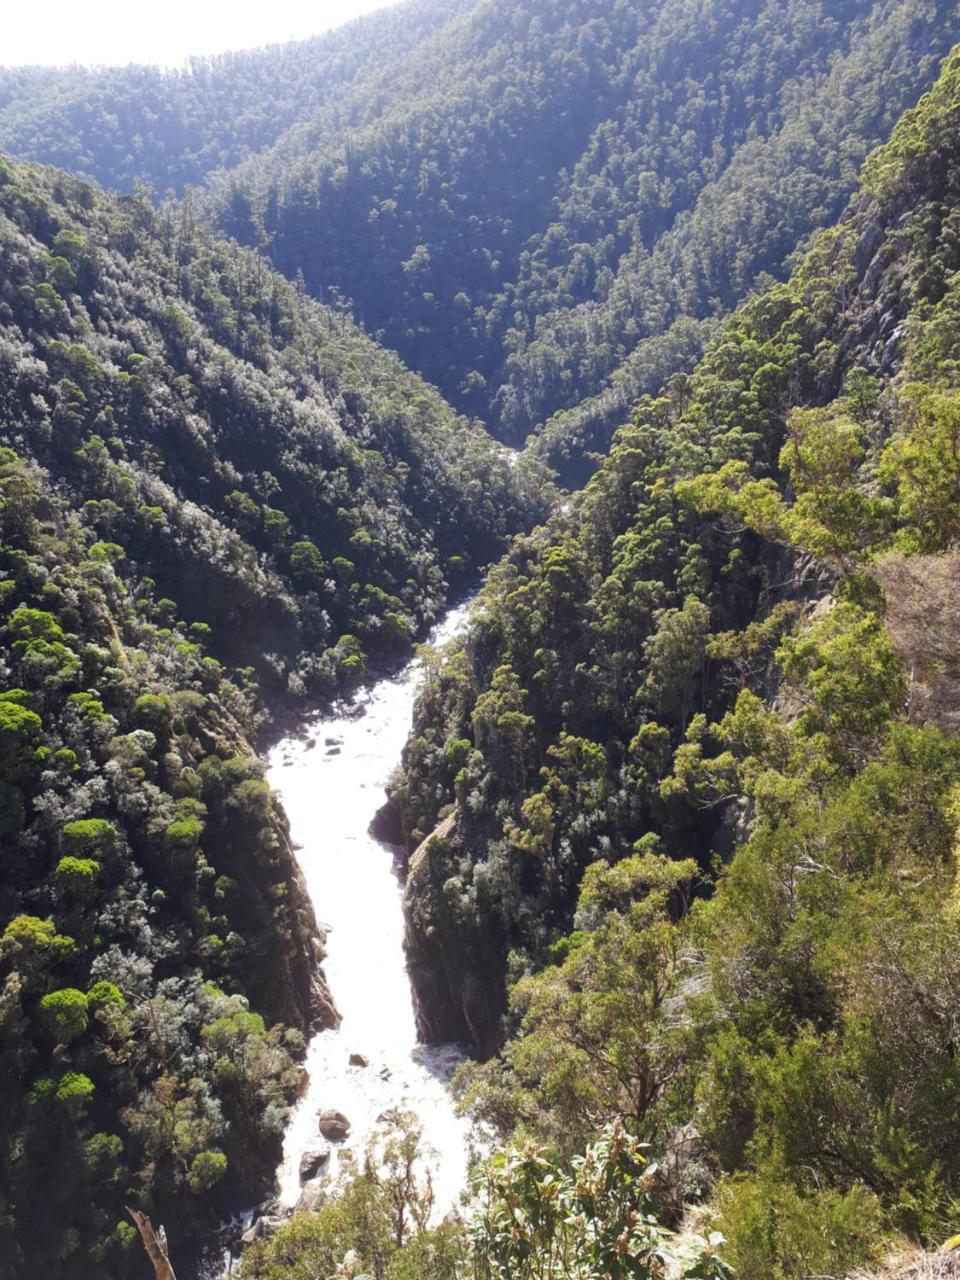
[[2, 0, 403, 69]]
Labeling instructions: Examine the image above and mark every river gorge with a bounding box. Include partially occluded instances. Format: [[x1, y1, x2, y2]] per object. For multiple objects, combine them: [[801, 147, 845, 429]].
[[196, 602, 478, 1277], [266, 600, 476, 1216]]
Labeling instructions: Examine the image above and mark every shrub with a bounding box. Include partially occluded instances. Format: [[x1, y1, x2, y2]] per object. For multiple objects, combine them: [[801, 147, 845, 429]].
[[53, 855, 100, 904], [62, 818, 117, 858], [39, 988, 89, 1043], [715, 1171, 884, 1280], [470, 1123, 732, 1280], [54, 1071, 95, 1115], [87, 980, 125, 1011], [188, 1149, 228, 1194]]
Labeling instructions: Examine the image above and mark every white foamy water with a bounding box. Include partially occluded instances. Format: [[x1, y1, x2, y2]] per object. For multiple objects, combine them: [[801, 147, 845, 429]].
[[267, 601, 475, 1214]]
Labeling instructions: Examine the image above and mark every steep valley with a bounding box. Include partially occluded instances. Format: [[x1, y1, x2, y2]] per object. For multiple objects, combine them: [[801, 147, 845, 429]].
[[4, 5, 960, 1279]]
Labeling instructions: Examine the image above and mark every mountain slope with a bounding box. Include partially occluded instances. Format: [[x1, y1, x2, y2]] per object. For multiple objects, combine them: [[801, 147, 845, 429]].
[[0, 0, 471, 196], [197, 42, 960, 1280], [7, 0, 956, 483], [0, 153, 544, 1279], [392, 60, 960, 1277], [209, 0, 960, 476], [0, 157, 547, 698]]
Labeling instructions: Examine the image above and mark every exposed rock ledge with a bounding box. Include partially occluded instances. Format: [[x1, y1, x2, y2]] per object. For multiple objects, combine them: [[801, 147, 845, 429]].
[[282, 822, 340, 1033], [402, 812, 505, 1059]]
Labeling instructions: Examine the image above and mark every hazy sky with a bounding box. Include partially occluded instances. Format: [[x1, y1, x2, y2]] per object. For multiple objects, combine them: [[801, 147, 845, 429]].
[[2, 1, 403, 69]]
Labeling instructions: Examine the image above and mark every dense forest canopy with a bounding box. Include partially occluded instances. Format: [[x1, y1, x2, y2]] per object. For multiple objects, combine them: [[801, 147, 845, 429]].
[[387, 40, 960, 1279], [3, 0, 958, 481], [0, 0, 472, 196], [5, 3, 960, 1279], [208, 0, 960, 476], [0, 153, 545, 1277]]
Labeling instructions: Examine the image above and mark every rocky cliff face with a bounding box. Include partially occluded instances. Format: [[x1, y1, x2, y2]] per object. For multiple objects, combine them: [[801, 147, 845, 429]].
[[275, 823, 340, 1034], [402, 815, 506, 1058]]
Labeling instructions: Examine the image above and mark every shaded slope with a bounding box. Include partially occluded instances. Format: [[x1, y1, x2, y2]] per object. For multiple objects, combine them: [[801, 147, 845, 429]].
[[210, 0, 960, 478]]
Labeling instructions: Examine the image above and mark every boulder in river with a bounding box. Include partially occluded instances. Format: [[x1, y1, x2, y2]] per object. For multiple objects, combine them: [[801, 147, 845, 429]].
[[368, 797, 405, 847], [299, 1144, 332, 1184], [318, 1109, 351, 1141], [349, 1052, 369, 1068]]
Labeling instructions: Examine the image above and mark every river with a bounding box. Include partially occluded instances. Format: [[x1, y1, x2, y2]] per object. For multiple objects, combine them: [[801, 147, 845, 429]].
[[263, 600, 475, 1219]]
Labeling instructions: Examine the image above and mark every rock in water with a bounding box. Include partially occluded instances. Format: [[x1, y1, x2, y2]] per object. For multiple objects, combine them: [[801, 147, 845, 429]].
[[318, 1109, 351, 1141], [299, 1145, 331, 1184], [369, 797, 405, 846]]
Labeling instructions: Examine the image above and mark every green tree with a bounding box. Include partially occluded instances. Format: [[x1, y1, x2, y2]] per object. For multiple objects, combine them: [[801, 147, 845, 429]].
[[39, 989, 89, 1044]]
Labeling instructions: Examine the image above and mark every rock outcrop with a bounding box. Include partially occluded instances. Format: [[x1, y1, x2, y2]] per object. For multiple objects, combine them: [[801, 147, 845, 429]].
[[299, 1145, 331, 1184], [273, 817, 340, 1035], [402, 813, 507, 1058], [369, 796, 406, 847]]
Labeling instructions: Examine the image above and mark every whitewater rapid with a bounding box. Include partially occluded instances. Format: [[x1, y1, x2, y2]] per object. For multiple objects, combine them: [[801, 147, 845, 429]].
[[265, 600, 475, 1214]]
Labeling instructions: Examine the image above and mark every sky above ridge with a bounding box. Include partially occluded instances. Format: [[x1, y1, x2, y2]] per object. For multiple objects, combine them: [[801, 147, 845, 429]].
[[2, 0, 403, 68]]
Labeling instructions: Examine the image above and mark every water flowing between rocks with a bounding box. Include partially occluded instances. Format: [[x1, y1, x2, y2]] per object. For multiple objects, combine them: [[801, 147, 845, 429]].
[[265, 600, 476, 1221]]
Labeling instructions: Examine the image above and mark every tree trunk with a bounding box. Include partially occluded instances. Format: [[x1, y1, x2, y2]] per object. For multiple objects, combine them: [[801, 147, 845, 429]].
[[128, 1209, 177, 1280]]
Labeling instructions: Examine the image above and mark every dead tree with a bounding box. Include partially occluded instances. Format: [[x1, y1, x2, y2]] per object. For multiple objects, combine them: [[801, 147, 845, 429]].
[[128, 1208, 177, 1280]]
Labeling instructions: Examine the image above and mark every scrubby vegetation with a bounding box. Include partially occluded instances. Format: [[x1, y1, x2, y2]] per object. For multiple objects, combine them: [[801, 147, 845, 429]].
[[237, 1116, 732, 1280]]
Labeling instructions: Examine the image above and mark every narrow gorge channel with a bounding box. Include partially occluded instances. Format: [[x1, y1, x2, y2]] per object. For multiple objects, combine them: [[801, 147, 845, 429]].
[[265, 600, 476, 1229]]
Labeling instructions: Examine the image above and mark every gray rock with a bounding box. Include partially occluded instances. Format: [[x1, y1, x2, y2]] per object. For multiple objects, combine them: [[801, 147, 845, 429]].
[[299, 1144, 331, 1184], [242, 1212, 285, 1245], [318, 1108, 351, 1141], [240, 1221, 262, 1246], [349, 1052, 369, 1068], [295, 1181, 326, 1214]]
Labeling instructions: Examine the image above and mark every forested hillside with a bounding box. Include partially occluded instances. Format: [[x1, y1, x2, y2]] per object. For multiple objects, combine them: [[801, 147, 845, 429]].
[[5, 0, 957, 483], [209, 0, 960, 477], [0, 0, 471, 196], [7, 4, 960, 1280], [0, 154, 543, 1278], [385, 43, 960, 1276]]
